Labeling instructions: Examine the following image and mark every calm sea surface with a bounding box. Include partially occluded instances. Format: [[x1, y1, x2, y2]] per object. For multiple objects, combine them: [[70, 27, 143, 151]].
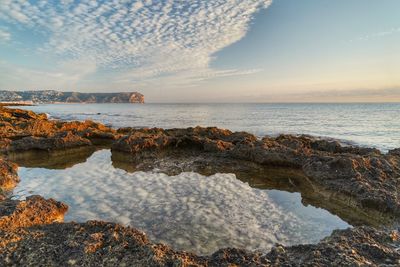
[[23, 103, 400, 151]]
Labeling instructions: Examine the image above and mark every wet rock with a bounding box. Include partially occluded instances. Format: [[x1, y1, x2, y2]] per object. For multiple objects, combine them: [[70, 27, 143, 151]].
[[0, 139, 11, 152], [303, 154, 400, 214], [0, 196, 68, 231], [389, 148, 400, 157], [7, 132, 92, 152], [0, 158, 19, 190]]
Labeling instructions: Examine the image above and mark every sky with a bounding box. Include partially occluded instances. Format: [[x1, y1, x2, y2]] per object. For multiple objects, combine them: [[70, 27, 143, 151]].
[[0, 0, 399, 102]]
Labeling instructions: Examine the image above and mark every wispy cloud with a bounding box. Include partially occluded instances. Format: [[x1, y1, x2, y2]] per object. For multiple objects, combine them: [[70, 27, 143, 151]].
[[0, 28, 10, 41], [350, 27, 400, 42], [0, 59, 97, 89], [0, 0, 271, 89], [302, 87, 400, 98], [228, 87, 400, 103]]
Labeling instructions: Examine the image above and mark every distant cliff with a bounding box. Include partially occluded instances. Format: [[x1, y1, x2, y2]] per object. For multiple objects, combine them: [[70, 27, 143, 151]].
[[0, 90, 144, 104]]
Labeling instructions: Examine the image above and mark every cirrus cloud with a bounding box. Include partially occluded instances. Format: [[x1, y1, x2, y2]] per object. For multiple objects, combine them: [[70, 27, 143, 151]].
[[0, 0, 271, 90], [0, 28, 10, 41]]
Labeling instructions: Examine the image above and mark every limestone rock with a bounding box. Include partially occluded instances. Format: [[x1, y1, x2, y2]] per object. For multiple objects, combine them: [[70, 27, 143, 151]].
[[0, 196, 68, 231], [0, 223, 398, 266], [0, 158, 18, 190]]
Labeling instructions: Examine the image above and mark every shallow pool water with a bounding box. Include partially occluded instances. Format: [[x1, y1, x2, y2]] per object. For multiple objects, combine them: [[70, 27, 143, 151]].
[[14, 149, 350, 255]]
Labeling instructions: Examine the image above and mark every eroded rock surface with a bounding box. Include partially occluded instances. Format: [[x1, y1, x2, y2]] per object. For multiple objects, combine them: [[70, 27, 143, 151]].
[[0, 196, 68, 231], [0, 107, 116, 153], [263, 226, 400, 266], [0, 222, 398, 266], [0, 158, 18, 192]]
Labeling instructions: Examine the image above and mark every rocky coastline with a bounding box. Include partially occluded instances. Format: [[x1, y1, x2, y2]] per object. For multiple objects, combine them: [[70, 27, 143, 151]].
[[0, 90, 145, 104], [1, 106, 400, 266]]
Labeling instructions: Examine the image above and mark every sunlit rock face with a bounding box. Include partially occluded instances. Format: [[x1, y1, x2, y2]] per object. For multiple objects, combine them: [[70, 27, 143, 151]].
[[15, 150, 349, 255], [0, 106, 117, 153], [0, 158, 19, 191], [0, 196, 68, 231]]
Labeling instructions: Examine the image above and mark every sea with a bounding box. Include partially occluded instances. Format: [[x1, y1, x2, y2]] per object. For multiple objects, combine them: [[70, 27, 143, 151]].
[[22, 103, 400, 152]]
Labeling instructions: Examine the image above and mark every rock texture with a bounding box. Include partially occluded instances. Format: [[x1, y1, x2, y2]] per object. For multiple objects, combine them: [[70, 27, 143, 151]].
[[0, 196, 68, 231], [0, 107, 117, 153], [0, 90, 144, 104], [263, 226, 400, 266], [1, 107, 400, 266], [0, 222, 398, 266], [0, 158, 18, 191]]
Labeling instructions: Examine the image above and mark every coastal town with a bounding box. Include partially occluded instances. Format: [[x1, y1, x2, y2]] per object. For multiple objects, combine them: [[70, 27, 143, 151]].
[[0, 90, 144, 104]]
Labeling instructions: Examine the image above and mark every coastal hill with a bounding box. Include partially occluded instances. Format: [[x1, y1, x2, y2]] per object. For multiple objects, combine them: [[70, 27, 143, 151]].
[[0, 90, 144, 104]]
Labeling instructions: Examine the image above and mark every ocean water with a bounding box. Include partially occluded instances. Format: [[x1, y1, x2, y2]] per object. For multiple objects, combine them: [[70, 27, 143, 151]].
[[14, 149, 350, 255], [22, 103, 400, 151]]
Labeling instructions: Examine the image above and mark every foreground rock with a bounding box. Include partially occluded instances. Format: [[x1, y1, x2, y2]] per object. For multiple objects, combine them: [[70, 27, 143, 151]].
[[0, 107, 117, 153], [264, 226, 400, 266], [0, 222, 398, 266], [0, 158, 19, 194], [112, 127, 400, 220], [0, 196, 68, 231]]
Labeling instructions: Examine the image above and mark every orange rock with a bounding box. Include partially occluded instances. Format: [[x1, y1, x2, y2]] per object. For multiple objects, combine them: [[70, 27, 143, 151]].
[[0, 196, 68, 231], [0, 158, 19, 190]]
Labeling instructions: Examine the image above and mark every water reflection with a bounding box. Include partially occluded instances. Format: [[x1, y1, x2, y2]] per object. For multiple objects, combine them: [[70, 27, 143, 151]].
[[7, 146, 97, 169], [11, 149, 355, 255], [112, 149, 393, 227]]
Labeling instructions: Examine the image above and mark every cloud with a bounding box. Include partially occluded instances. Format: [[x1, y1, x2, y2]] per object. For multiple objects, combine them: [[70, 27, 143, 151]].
[[227, 87, 400, 103], [0, 0, 272, 89], [350, 27, 400, 42], [0, 59, 97, 89], [303, 87, 400, 98], [0, 29, 10, 41]]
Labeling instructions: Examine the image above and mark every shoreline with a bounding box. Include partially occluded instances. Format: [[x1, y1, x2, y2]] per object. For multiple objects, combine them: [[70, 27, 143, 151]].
[[1, 106, 400, 265], [20, 102, 398, 153], [0, 103, 35, 107]]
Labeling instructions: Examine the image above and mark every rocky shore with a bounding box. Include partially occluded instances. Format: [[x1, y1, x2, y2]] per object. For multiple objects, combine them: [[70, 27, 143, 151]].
[[1, 106, 400, 266], [0, 90, 145, 104]]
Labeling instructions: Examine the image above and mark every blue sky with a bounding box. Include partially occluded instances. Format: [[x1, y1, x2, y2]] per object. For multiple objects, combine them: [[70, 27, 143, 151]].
[[0, 0, 399, 102]]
